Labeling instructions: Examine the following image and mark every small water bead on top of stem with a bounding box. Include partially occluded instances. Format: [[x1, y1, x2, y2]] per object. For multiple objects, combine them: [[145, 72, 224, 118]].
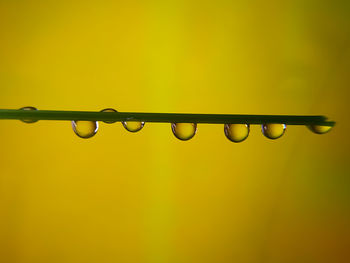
[[224, 124, 250, 143], [100, 108, 118, 123], [262, 123, 286, 139], [122, 121, 145, 132], [71, 120, 99, 139], [100, 108, 145, 131], [171, 123, 197, 141], [308, 124, 333, 134], [19, 106, 38, 123]]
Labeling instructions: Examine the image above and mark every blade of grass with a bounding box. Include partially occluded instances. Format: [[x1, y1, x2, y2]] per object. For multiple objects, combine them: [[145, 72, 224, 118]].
[[0, 109, 335, 126]]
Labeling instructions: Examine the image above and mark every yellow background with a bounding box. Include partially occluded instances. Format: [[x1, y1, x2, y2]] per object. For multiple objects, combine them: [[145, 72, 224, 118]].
[[0, 1, 349, 262]]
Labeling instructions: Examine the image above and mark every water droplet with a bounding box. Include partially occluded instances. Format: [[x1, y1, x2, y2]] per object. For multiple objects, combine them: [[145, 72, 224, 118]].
[[262, 123, 286, 139], [71, 120, 98, 139], [19, 106, 38, 123], [122, 121, 145, 132], [100, 108, 118, 123], [308, 125, 333, 134], [171, 123, 197, 141], [224, 124, 250, 142]]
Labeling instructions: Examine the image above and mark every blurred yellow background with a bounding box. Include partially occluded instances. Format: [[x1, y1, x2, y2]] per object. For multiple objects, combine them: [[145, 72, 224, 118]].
[[0, 0, 349, 262]]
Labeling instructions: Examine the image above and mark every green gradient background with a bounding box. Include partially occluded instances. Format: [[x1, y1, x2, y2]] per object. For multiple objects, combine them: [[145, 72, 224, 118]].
[[0, 1, 349, 262]]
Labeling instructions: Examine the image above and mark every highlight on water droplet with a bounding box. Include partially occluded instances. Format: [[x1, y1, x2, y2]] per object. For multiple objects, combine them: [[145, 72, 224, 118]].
[[122, 121, 145, 132], [224, 124, 250, 143], [19, 106, 38, 123], [262, 123, 286, 139], [100, 108, 118, 123], [308, 124, 333, 134], [171, 123, 197, 141], [71, 120, 99, 139]]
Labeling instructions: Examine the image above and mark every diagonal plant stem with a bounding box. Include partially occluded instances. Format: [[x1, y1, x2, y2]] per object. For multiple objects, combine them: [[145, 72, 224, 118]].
[[0, 109, 335, 126]]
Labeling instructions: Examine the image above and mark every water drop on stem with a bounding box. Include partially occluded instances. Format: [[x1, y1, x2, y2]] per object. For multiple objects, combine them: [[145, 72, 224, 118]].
[[308, 125, 333, 134], [224, 124, 249, 143], [71, 120, 99, 139], [122, 121, 145, 132], [19, 106, 38, 123], [100, 108, 118, 123], [262, 123, 286, 139], [171, 123, 197, 141]]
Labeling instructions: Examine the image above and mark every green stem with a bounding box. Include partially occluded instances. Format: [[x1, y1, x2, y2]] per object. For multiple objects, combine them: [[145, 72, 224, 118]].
[[0, 109, 335, 126]]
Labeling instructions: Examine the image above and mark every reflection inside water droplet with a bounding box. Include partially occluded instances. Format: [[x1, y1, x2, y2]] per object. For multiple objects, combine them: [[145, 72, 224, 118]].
[[122, 121, 145, 132], [171, 123, 197, 141], [262, 123, 286, 139], [100, 108, 118, 123], [19, 106, 38, 123], [71, 120, 99, 138], [308, 125, 333, 134], [224, 124, 250, 142]]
